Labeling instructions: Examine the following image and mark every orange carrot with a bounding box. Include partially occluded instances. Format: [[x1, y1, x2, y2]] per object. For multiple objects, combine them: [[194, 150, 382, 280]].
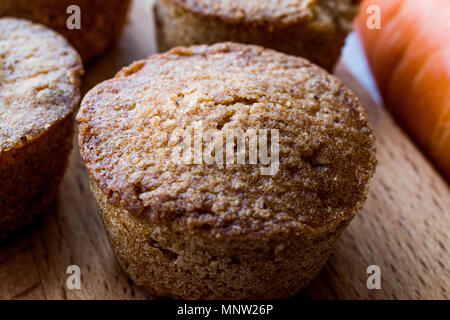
[[355, 0, 450, 181]]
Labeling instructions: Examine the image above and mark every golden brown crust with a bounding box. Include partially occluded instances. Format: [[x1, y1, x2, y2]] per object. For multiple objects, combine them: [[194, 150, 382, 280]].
[[78, 43, 376, 239], [172, 0, 314, 25], [0, 18, 83, 238], [0, 0, 130, 62], [171, 0, 359, 26], [0, 18, 83, 152], [155, 0, 361, 70]]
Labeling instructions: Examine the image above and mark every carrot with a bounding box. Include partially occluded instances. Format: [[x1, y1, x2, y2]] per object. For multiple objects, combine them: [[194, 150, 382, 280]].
[[355, 0, 450, 182]]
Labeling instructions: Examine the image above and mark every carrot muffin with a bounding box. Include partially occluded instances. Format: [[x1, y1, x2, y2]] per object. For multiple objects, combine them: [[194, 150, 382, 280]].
[[155, 0, 361, 71], [0, 18, 83, 238], [78, 42, 376, 299], [0, 0, 131, 63]]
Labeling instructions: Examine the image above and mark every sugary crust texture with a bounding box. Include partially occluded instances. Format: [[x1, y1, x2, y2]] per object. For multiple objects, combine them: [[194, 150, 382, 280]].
[[0, 18, 82, 238], [78, 43, 376, 239], [155, 0, 361, 70], [0, 18, 83, 152], [0, 0, 130, 62], [171, 0, 360, 26], [93, 181, 350, 299]]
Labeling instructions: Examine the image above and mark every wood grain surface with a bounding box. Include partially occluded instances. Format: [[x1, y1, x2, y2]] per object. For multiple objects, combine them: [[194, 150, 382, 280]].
[[0, 0, 448, 300]]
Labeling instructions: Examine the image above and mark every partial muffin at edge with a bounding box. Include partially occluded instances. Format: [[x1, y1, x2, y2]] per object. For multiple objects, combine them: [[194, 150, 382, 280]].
[[77, 42, 376, 299], [0, 18, 83, 238], [155, 0, 361, 71], [0, 0, 131, 63]]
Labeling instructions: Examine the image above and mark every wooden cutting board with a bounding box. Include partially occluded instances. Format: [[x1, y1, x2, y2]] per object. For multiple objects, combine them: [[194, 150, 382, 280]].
[[1, 0, 448, 300]]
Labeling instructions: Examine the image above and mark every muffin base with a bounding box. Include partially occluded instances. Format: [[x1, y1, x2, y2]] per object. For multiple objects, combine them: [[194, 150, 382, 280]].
[[92, 181, 351, 299], [155, 0, 352, 71], [0, 114, 74, 239]]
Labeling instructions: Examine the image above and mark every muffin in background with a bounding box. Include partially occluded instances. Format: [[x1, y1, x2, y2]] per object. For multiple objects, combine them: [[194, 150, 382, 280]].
[[0, 0, 131, 63], [78, 42, 376, 299], [0, 18, 83, 238], [155, 0, 361, 71]]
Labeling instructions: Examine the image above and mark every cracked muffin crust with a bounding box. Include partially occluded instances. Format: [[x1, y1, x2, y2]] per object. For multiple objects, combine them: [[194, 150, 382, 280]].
[[0, 18, 83, 238], [0, 0, 131, 63], [155, 0, 361, 71], [78, 43, 376, 299]]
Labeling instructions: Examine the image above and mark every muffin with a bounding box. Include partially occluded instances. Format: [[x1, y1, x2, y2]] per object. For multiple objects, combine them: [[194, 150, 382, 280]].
[[0, 0, 131, 63], [78, 42, 376, 299], [155, 0, 361, 71], [0, 18, 83, 238]]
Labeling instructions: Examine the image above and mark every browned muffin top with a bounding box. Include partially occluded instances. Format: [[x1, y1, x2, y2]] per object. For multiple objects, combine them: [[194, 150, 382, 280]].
[[0, 18, 83, 152], [171, 0, 360, 27], [78, 42, 376, 238]]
